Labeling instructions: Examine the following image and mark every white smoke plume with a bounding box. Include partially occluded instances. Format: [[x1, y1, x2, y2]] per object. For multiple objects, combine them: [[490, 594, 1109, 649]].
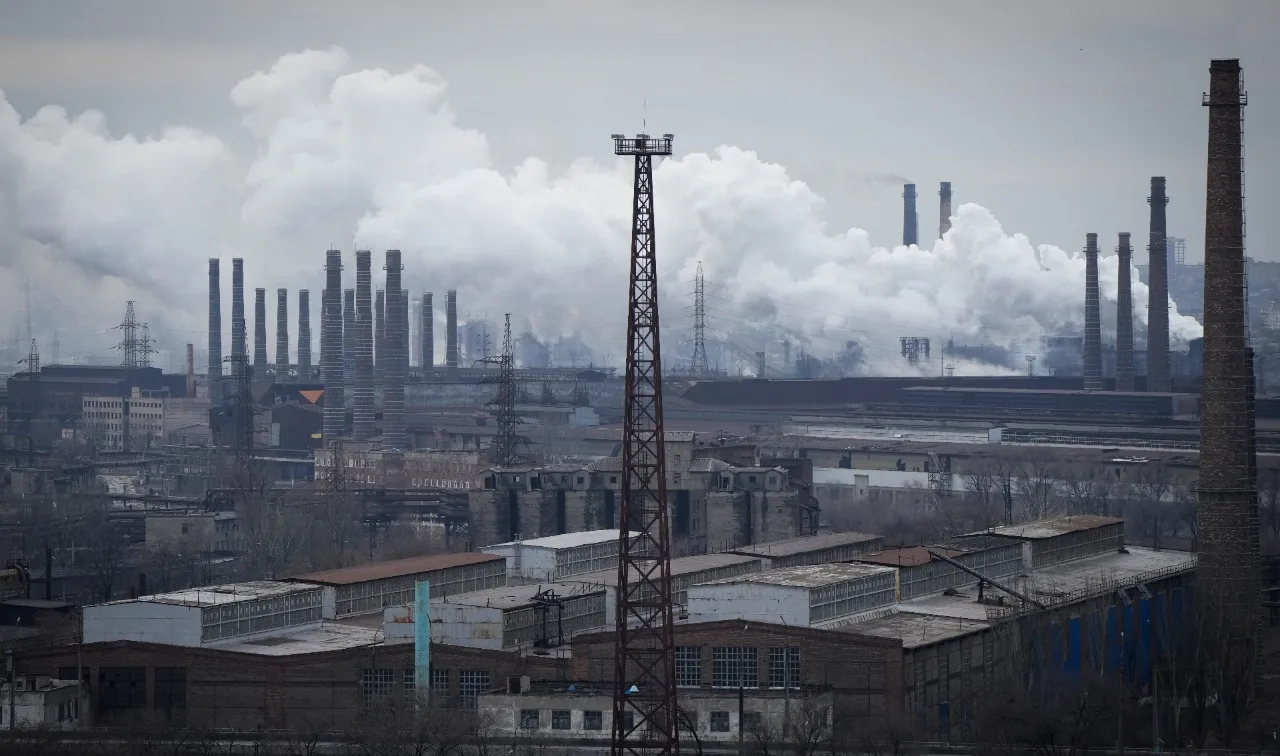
[[0, 47, 1202, 374]]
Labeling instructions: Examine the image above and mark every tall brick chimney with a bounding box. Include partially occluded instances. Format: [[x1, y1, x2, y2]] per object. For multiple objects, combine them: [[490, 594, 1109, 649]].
[[902, 183, 918, 246], [321, 250, 345, 443], [275, 288, 289, 371], [297, 290, 312, 380], [207, 259, 221, 385], [253, 288, 268, 370], [1115, 233, 1135, 391], [353, 251, 375, 441], [939, 182, 952, 238], [1147, 176, 1171, 392], [1082, 233, 1102, 391]]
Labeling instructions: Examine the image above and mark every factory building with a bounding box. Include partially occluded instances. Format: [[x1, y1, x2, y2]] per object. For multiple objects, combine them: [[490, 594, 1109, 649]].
[[560, 552, 764, 622], [687, 564, 897, 626], [285, 552, 506, 620], [897, 386, 1198, 418], [428, 584, 608, 651], [852, 537, 1024, 601], [81, 390, 166, 451], [958, 515, 1125, 569], [482, 530, 634, 582], [468, 451, 820, 555], [729, 531, 884, 569]]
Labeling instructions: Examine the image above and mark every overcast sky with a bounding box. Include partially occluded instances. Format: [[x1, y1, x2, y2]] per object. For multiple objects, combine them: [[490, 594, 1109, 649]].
[[1, 0, 1275, 265]]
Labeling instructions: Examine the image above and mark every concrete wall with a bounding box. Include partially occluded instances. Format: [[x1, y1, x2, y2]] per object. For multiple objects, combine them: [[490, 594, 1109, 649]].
[[688, 583, 809, 626], [431, 603, 504, 650], [83, 602, 201, 646]]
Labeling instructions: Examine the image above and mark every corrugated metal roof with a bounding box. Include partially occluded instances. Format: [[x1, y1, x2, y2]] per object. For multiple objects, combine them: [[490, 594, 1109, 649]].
[[697, 563, 894, 589], [286, 552, 503, 586], [979, 515, 1123, 540], [487, 530, 632, 551], [433, 583, 605, 610], [731, 532, 882, 558], [855, 547, 966, 568], [108, 581, 317, 608]]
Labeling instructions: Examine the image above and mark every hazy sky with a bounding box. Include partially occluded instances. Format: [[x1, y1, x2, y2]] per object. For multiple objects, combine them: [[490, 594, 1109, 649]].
[[2, 0, 1275, 264]]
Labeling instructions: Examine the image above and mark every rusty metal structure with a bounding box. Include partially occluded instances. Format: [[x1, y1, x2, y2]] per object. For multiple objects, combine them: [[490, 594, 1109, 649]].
[[479, 314, 529, 466], [1082, 233, 1102, 391], [610, 131, 678, 756], [1197, 58, 1260, 681], [1147, 177, 1171, 392], [1115, 233, 1136, 391]]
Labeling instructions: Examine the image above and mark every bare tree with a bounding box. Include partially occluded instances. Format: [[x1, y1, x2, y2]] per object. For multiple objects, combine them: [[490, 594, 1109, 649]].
[[81, 496, 132, 602], [239, 491, 310, 580], [1014, 455, 1059, 521]]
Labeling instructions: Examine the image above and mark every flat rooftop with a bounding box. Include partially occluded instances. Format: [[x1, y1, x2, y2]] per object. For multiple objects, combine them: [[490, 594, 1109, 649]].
[[213, 623, 382, 656], [699, 563, 895, 589], [487, 530, 632, 551], [729, 532, 882, 559], [564, 553, 762, 587], [828, 546, 1195, 647], [286, 552, 504, 586], [433, 583, 606, 610], [978, 515, 1124, 540], [104, 581, 317, 608], [855, 546, 968, 568]]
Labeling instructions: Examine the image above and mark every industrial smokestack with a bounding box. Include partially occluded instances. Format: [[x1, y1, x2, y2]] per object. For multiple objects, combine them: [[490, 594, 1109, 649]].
[[422, 293, 434, 368], [297, 289, 312, 380], [1147, 176, 1171, 392], [902, 183, 918, 247], [401, 289, 410, 375], [322, 250, 345, 443], [939, 182, 952, 238], [384, 250, 406, 449], [231, 258, 246, 376], [207, 259, 222, 384], [275, 288, 289, 372], [1197, 58, 1259, 645], [375, 289, 386, 385], [185, 344, 195, 397], [446, 289, 459, 373], [343, 288, 356, 388], [353, 251, 375, 440], [1115, 233, 1136, 391], [253, 288, 268, 370], [1082, 233, 1102, 391]]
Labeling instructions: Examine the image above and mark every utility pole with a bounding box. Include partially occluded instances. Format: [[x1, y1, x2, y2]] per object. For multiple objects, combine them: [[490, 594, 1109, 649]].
[[479, 314, 529, 466], [609, 130, 679, 756], [690, 262, 708, 376]]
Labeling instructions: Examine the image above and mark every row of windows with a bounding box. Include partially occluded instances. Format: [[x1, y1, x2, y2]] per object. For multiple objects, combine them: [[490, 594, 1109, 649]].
[[517, 708, 769, 733], [362, 668, 491, 707], [675, 646, 801, 689]]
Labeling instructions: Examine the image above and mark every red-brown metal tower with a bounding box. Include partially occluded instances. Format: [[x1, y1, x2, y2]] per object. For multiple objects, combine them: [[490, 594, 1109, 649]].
[[611, 132, 679, 756]]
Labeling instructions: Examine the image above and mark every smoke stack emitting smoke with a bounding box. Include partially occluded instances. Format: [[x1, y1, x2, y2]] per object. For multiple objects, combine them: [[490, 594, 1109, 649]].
[[354, 251, 374, 441], [322, 249, 344, 443], [0, 47, 1202, 374], [902, 183, 918, 247], [939, 182, 952, 239]]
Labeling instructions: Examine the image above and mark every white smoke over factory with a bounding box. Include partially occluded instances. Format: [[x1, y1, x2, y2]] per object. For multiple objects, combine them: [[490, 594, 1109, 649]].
[[0, 47, 1201, 374]]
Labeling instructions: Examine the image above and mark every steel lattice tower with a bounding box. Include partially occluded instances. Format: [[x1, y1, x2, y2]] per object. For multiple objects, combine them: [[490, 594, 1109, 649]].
[[689, 262, 708, 376], [482, 314, 529, 466], [610, 131, 678, 756], [114, 301, 144, 368]]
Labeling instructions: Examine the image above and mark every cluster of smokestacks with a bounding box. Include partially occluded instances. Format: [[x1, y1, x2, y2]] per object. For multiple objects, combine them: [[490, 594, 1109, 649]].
[[205, 249, 449, 447], [901, 182, 955, 246], [1196, 59, 1260, 646]]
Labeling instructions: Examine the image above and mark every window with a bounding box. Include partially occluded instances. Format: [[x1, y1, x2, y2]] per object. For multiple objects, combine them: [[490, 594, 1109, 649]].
[[712, 647, 758, 688], [459, 670, 490, 706], [484, 476, 495, 490], [362, 668, 395, 704], [710, 711, 730, 732], [620, 710, 635, 732], [154, 667, 187, 714], [749, 475, 757, 484], [584, 710, 603, 731], [551, 710, 571, 730], [769, 647, 801, 688], [675, 646, 701, 687], [576, 476, 585, 486], [743, 712, 762, 731], [180, 523, 189, 535], [99, 667, 146, 711], [530, 476, 542, 490], [520, 710, 540, 729], [610, 476, 618, 485], [431, 667, 450, 697], [674, 472, 682, 486]]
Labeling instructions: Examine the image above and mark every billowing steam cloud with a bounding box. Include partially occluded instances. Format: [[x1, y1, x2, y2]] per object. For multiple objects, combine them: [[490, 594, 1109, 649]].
[[0, 47, 1201, 374]]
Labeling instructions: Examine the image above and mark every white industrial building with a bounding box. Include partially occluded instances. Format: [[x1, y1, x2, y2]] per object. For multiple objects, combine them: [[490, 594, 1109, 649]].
[[687, 563, 897, 626], [958, 515, 1125, 569], [83, 581, 325, 647], [286, 552, 507, 619], [430, 584, 608, 651], [81, 390, 165, 451], [0, 677, 89, 730], [729, 531, 885, 569], [561, 552, 764, 623], [484, 530, 636, 582]]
